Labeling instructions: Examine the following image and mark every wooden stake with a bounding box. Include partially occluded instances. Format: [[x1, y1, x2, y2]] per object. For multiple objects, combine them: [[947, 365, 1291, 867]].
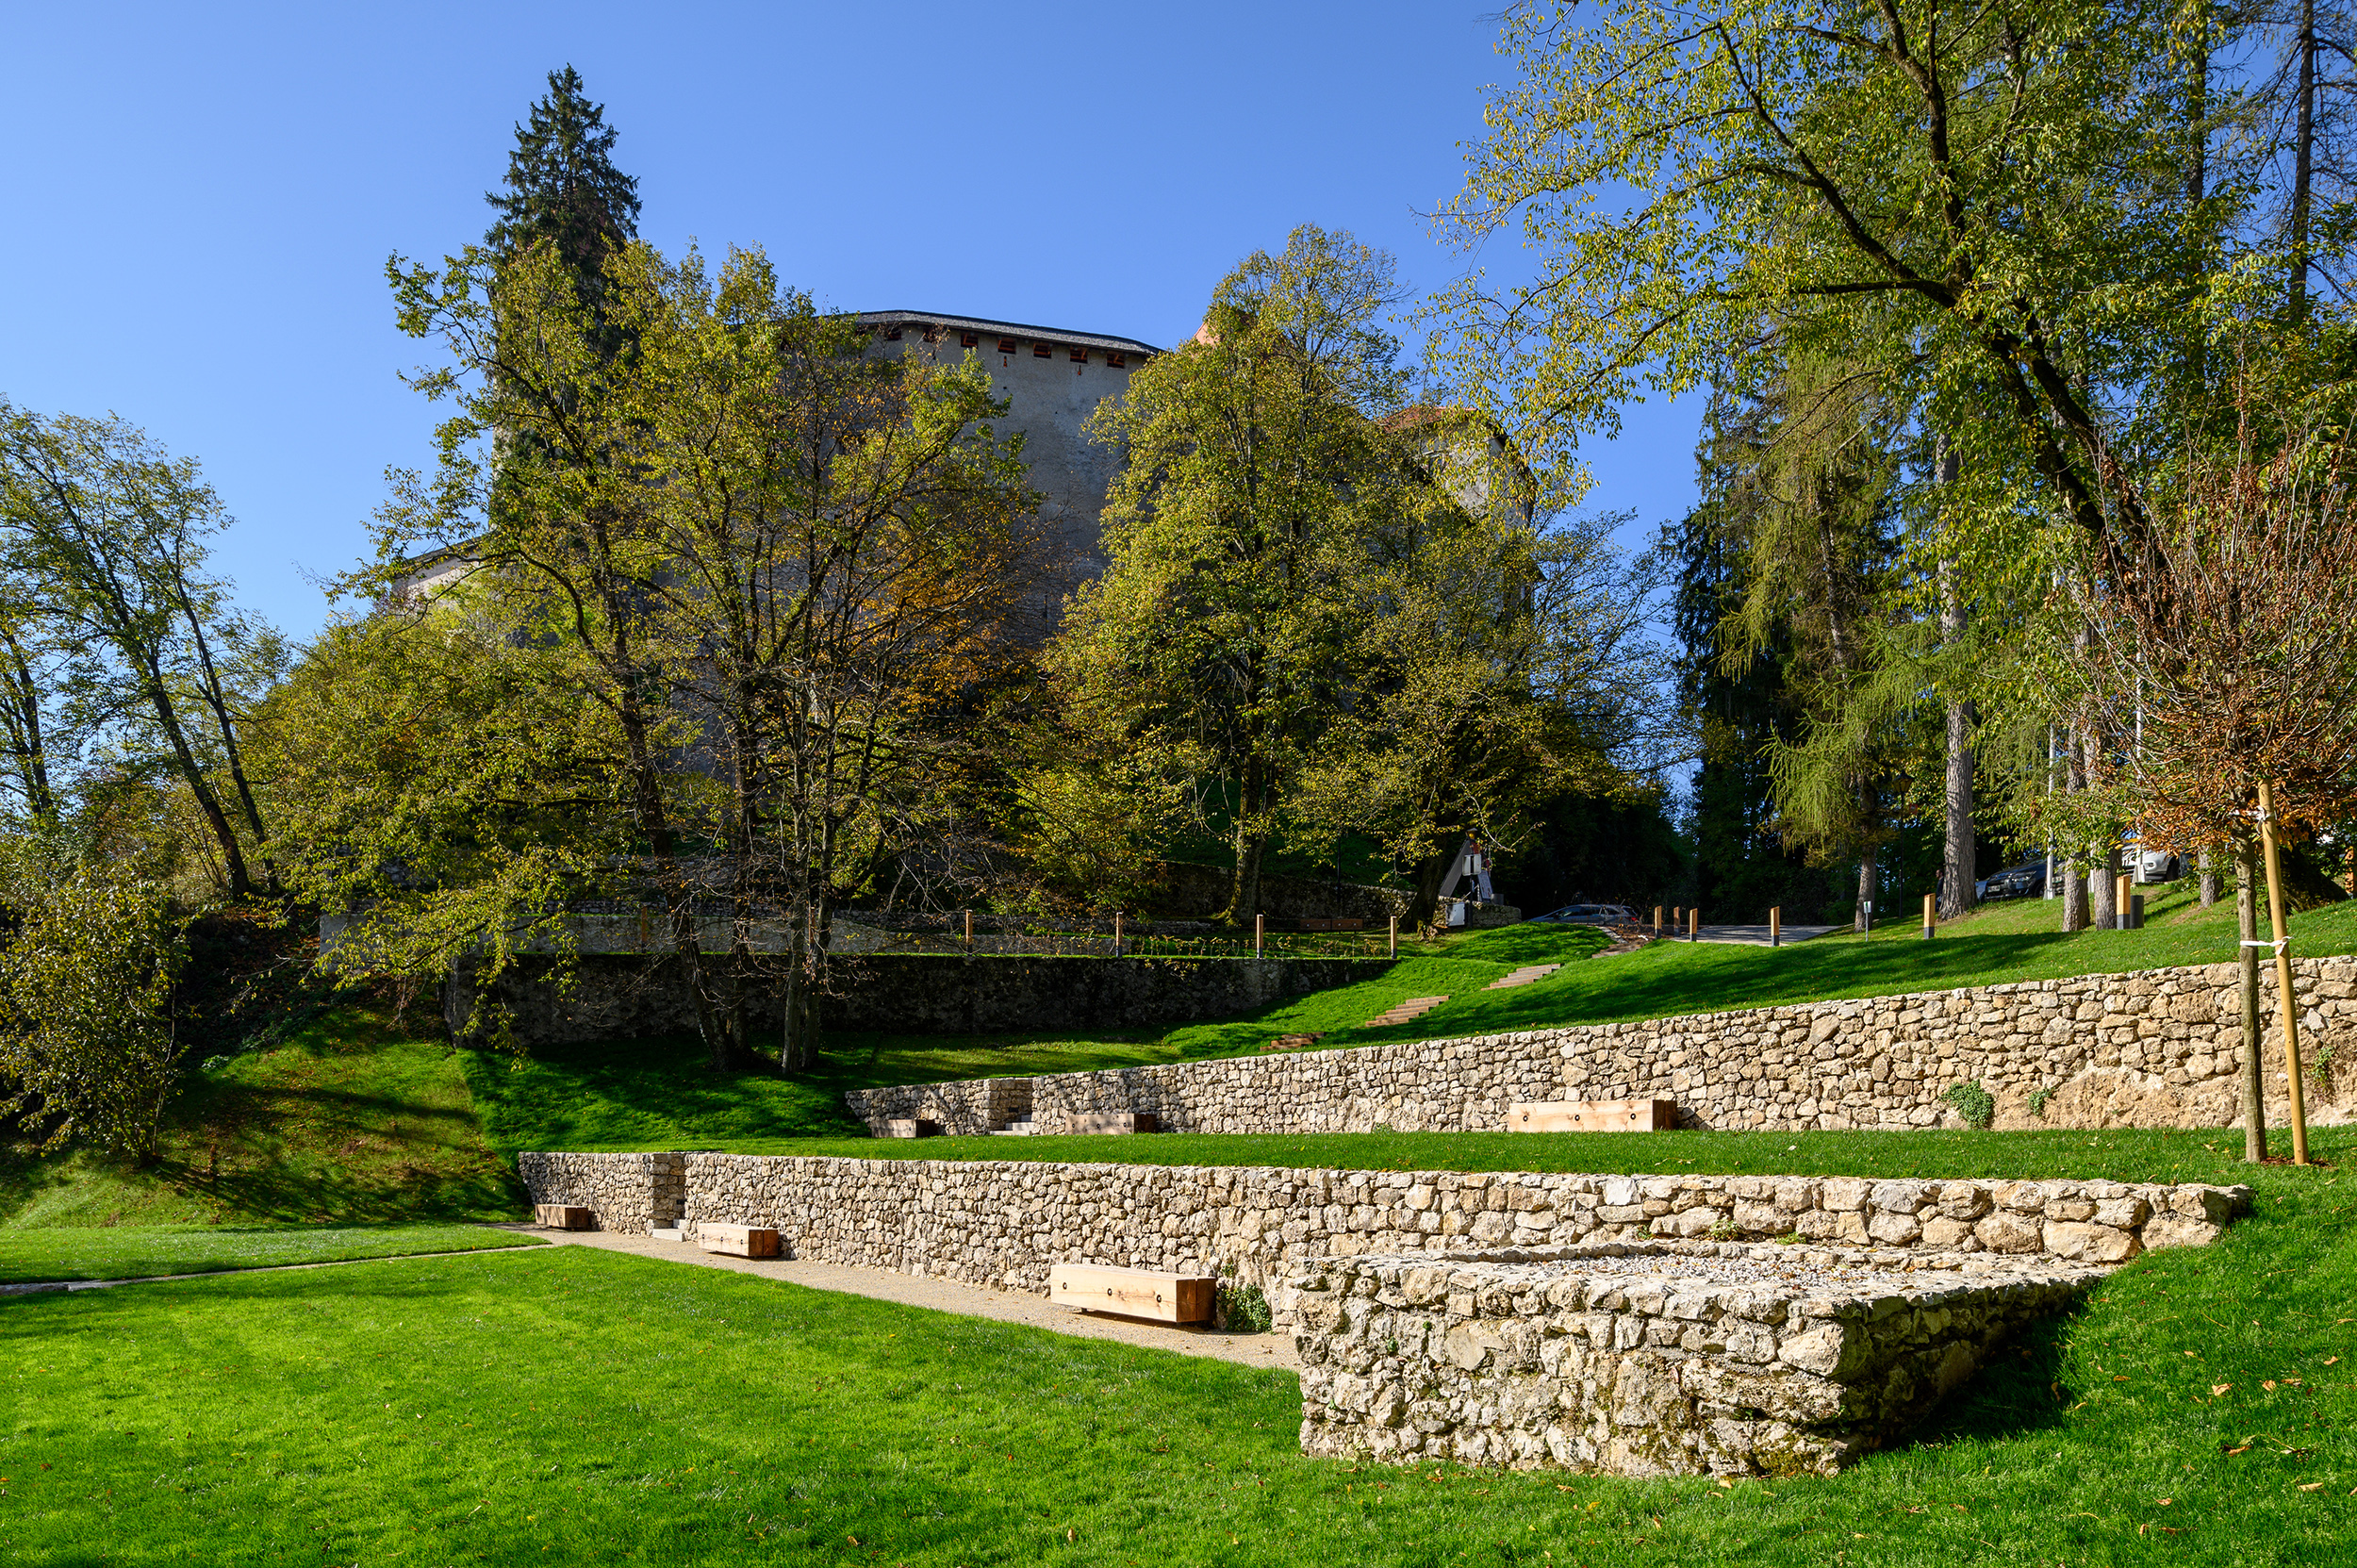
[[1113, 910, 1124, 957], [1388, 914, 1398, 959], [964, 909, 973, 950], [1688, 907, 1699, 942], [1770, 906, 1780, 948], [1922, 892, 1936, 939], [2116, 873, 2133, 930], [1254, 913, 1264, 958], [2257, 779, 2312, 1164], [1654, 905, 1663, 939]]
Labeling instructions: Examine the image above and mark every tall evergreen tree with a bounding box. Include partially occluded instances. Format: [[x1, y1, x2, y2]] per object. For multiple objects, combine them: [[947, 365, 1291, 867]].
[[484, 66, 641, 316]]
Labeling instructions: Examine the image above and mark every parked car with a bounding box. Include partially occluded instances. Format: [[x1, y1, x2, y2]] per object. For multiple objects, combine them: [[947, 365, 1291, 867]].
[[1531, 902, 1635, 926], [1979, 859, 2046, 900]]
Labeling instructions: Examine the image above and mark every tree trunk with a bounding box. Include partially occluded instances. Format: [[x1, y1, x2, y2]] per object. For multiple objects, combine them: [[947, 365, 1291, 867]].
[[1937, 448, 1975, 921], [2237, 837, 2267, 1161], [2293, 0, 2317, 320], [2090, 845, 2119, 931], [1854, 848, 1877, 933], [2061, 732, 2088, 931], [2200, 846, 2221, 907]]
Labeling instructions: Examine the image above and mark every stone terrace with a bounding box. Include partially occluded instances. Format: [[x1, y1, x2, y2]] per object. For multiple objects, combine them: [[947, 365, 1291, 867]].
[[1295, 1249, 2098, 1477]]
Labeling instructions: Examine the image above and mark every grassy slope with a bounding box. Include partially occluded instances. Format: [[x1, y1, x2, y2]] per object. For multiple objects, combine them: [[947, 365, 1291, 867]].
[[472, 886, 2357, 1157], [0, 1005, 530, 1280], [0, 1223, 543, 1285], [8, 1143, 2349, 1567]]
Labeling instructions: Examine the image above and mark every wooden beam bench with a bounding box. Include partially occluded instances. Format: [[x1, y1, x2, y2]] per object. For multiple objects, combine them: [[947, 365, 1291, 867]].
[[1507, 1098, 1679, 1132], [1048, 1263, 1214, 1324], [533, 1204, 595, 1230], [697, 1222, 783, 1259]]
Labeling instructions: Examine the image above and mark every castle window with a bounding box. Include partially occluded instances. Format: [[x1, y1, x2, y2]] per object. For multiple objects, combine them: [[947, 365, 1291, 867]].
[[1106, 352, 1126, 369], [997, 338, 1019, 354], [1032, 341, 1053, 358], [962, 332, 980, 348], [1069, 346, 1088, 363], [882, 324, 902, 341]]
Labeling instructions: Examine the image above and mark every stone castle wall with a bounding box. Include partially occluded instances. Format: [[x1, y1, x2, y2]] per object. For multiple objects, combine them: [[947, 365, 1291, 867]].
[[847, 956, 2357, 1136]]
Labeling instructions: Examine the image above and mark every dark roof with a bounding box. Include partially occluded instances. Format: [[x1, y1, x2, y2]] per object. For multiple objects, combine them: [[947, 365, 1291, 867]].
[[855, 310, 1161, 357]]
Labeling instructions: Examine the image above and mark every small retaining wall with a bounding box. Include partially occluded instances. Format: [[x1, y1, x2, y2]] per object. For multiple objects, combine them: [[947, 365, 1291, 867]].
[[519, 1151, 2245, 1326], [1294, 1253, 2097, 1476], [847, 956, 2357, 1135], [451, 953, 1386, 1048], [515, 1151, 684, 1232]]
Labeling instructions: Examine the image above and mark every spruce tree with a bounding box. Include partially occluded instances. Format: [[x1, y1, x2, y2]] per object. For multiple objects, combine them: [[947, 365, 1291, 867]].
[[484, 66, 640, 314]]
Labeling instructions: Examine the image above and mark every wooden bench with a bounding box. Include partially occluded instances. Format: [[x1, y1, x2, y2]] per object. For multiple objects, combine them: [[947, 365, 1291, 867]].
[[1048, 1263, 1214, 1324], [533, 1204, 595, 1230], [1507, 1098, 1678, 1132], [697, 1222, 783, 1259], [1061, 1112, 1159, 1135], [880, 1118, 945, 1139]]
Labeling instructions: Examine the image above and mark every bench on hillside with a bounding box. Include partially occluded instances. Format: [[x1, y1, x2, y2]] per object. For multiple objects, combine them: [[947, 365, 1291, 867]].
[[1508, 1098, 1678, 1132], [697, 1222, 783, 1259], [534, 1204, 595, 1230], [1062, 1112, 1159, 1135], [1048, 1263, 1215, 1324]]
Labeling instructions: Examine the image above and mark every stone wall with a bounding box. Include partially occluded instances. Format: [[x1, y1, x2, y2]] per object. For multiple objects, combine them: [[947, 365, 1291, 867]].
[[452, 952, 1386, 1048], [515, 1151, 684, 1232], [848, 956, 2357, 1135], [1294, 1251, 2099, 1477], [520, 1152, 2246, 1325]]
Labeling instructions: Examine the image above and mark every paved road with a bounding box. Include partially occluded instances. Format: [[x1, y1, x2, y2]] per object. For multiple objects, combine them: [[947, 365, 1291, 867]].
[[1642, 923, 1842, 947]]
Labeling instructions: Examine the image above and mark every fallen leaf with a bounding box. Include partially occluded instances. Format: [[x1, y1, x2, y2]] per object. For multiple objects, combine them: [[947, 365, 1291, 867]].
[[2300, 1483, 2325, 1493], [2265, 1380, 2279, 1392], [2327, 1357, 2342, 1365], [2157, 1498, 2172, 1506], [2212, 1384, 2233, 1396], [2226, 1445, 2252, 1456]]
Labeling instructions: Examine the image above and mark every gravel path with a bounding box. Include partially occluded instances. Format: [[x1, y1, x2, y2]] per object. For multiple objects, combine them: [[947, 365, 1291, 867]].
[[509, 1226, 1299, 1371]]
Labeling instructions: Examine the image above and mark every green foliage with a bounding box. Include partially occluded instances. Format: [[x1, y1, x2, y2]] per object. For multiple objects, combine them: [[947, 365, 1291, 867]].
[[2029, 1085, 2055, 1120], [11, 1140, 2353, 1564], [0, 401, 286, 897], [1217, 1278, 1273, 1334], [482, 65, 640, 317], [0, 861, 185, 1161], [1941, 1079, 1998, 1131]]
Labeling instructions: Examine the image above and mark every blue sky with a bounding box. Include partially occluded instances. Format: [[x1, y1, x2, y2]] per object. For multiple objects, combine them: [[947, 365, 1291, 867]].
[[1, 1, 1702, 640]]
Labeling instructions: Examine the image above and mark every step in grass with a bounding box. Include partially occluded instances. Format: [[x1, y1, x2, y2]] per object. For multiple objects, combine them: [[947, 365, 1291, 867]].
[[0, 1223, 544, 1285]]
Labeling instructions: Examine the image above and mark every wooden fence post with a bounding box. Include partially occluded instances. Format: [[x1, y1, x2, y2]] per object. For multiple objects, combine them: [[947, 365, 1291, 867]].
[[1770, 907, 1780, 948], [1254, 913, 1265, 959], [1922, 892, 1935, 939], [1388, 914, 1397, 959]]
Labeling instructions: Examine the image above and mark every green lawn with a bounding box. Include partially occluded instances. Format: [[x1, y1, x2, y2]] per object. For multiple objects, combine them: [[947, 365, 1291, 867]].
[[8, 1141, 2350, 1566], [0, 1222, 543, 1285]]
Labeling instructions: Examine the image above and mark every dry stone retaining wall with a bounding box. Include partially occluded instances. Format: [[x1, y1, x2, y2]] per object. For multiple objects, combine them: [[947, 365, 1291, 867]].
[[1294, 1252, 2097, 1476], [845, 956, 2357, 1135], [515, 1151, 685, 1232], [519, 1151, 2245, 1324]]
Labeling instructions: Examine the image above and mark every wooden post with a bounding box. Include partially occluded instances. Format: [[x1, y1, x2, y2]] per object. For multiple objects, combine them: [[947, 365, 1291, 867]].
[[1770, 906, 1780, 948], [1113, 910, 1124, 957], [964, 909, 973, 950], [1922, 892, 1935, 939], [1654, 905, 1663, 939], [1388, 914, 1398, 959], [2116, 873, 2133, 930], [2257, 779, 2312, 1164], [1254, 913, 1264, 959], [1688, 907, 1699, 942]]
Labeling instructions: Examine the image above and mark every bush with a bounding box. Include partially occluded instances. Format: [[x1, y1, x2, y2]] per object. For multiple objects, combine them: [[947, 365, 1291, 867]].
[[0, 867, 186, 1162], [1941, 1079, 1997, 1131], [1217, 1279, 1273, 1334]]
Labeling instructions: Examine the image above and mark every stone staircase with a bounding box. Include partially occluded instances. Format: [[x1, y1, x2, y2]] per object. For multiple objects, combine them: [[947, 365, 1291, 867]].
[[1483, 963, 1562, 991], [985, 1078, 1034, 1135], [1363, 995, 1448, 1029]]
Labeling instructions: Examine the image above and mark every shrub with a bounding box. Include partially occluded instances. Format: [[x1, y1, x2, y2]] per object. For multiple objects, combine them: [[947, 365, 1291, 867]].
[[1218, 1280, 1273, 1334], [1941, 1079, 1997, 1130]]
